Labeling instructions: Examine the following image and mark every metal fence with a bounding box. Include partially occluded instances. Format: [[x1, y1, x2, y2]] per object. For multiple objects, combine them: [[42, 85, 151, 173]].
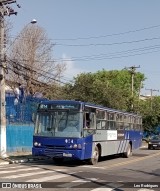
[[6, 94, 46, 124]]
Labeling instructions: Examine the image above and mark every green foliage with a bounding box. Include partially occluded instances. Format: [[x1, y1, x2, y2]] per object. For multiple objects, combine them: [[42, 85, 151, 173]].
[[48, 69, 160, 135], [62, 69, 145, 111], [139, 96, 160, 133]]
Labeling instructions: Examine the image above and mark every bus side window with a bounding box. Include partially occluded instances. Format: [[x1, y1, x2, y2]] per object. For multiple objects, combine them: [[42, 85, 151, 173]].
[[107, 112, 116, 130], [89, 112, 96, 129], [96, 120, 101, 129], [84, 113, 90, 129]]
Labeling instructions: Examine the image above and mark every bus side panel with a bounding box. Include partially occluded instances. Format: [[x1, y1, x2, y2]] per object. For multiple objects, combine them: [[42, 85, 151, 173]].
[[126, 130, 142, 150], [83, 135, 93, 160], [100, 140, 129, 156], [91, 130, 128, 156]]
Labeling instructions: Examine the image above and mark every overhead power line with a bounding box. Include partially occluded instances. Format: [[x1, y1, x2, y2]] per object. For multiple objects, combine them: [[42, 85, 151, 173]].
[[7, 65, 65, 94], [54, 24, 160, 41], [54, 44, 160, 61], [7, 58, 70, 85], [7, 23, 160, 42], [55, 36, 160, 47], [6, 43, 160, 64], [7, 35, 160, 47]]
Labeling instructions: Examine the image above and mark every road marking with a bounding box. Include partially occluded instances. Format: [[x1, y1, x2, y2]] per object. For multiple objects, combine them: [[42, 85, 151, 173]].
[[82, 165, 104, 169], [0, 167, 40, 174], [2, 170, 55, 179], [91, 182, 124, 191], [26, 172, 76, 182], [0, 165, 24, 170], [82, 151, 160, 170], [137, 189, 155, 191], [59, 179, 91, 188], [91, 188, 113, 191], [72, 179, 91, 182], [91, 187, 155, 191], [1, 168, 68, 179], [103, 151, 160, 169]]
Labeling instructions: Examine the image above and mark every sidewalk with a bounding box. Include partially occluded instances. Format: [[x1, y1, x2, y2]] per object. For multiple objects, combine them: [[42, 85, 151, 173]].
[[0, 151, 50, 165], [0, 152, 32, 165]]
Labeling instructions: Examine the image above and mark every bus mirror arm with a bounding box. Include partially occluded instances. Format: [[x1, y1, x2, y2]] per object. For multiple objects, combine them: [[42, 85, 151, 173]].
[[32, 113, 36, 123]]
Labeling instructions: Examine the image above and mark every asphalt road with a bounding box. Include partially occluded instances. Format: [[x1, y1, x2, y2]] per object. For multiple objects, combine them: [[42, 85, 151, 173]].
[[0, 145, 160, 191]]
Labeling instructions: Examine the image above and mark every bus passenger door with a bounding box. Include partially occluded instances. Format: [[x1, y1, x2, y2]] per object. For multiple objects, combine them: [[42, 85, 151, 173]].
[[84, 112, 96, 160]]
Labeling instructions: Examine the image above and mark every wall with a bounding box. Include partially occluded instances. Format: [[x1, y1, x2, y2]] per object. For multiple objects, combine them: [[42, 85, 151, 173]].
[[4, 94, 46, 153], [7, 124, 34, 153]]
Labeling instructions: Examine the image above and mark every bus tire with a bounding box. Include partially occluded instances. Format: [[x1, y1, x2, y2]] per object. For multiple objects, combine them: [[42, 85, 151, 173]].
[[53, 158, 64, 164], [124, 144, 132, 158], [89, 145, 99, 165]]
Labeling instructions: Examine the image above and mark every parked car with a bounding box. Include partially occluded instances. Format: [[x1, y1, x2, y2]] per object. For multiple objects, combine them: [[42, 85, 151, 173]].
[[148, 135, 160, 149]]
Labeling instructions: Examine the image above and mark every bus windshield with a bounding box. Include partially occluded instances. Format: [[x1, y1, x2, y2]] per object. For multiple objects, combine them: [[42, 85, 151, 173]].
[[34, 110, 82, 138]]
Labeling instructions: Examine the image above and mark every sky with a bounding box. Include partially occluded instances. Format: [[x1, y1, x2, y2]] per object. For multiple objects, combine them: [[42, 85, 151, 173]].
[[8, 0, 160, 96]]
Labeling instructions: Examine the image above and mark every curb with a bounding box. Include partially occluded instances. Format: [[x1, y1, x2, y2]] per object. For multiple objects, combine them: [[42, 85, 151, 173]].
[[7, 156, 50, 164], [0, 161, 10, 165]]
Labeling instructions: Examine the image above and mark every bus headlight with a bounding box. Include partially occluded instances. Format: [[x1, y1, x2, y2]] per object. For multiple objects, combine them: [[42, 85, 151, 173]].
[[34, 142, 41, 147], [69, 144, 82, 149], [73, 144, 78, 148], [77, 144, 82, 149], [34, 142, 38, 146]]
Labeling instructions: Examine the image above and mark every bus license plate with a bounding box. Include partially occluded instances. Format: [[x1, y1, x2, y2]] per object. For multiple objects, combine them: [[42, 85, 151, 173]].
[[63, 153, 72, 157]]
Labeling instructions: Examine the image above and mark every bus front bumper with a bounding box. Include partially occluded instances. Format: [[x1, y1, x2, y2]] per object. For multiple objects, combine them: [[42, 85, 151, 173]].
[[32, 147, 84, 160]]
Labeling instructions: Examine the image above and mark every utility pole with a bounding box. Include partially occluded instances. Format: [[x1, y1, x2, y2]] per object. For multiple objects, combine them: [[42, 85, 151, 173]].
[[145, 88, 159, 110], [125, 65, 140, 110], [0, 0, 20, 158]]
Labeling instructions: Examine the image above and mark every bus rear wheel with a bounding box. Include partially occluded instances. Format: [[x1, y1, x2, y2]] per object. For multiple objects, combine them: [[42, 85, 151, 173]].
[[124, 144, 132, 158], [89, 146, 99, 165]]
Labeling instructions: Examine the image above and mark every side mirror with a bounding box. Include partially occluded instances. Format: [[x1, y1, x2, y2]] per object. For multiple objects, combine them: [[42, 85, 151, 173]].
[[32, 113, 36, 123]]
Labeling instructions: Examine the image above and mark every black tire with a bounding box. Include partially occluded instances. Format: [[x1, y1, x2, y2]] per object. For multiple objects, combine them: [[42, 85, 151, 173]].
[[124, 144, 132, 158], [53, 158, 64, 164], [148, 145, 151, 150], [89, 146, 99, 165]]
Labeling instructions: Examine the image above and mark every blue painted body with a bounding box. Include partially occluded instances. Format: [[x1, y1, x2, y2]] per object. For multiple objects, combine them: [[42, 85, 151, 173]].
[[125, 130, 142, 149], [32, 130, 142, 160], [32, 100, 143, 160], [32, 135, 93, 160]]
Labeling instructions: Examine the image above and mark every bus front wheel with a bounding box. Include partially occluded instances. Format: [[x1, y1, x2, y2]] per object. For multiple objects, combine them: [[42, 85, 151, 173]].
[[89, 146, 99, 165], [53, 158, 64, 164], [124, 144, 132, 158]]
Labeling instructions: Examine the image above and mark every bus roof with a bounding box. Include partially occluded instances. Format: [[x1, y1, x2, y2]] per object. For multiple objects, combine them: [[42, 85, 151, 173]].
[[39, 100, 141, 117]]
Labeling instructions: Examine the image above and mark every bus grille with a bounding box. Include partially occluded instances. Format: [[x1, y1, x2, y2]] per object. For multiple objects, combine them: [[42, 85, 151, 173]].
[[44, 149, 63, 157], [45, 145, 65, 149]]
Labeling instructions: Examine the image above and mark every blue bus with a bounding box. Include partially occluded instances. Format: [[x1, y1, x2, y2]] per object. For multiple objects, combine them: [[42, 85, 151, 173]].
[[32, 100, 142, 165]]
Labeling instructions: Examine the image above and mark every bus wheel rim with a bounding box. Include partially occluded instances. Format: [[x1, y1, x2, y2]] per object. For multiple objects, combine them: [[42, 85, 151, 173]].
[[93, 150, 99, 161]]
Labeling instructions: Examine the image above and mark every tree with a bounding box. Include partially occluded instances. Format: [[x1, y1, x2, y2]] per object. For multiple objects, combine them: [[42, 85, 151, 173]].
[[63, 69, 145, 111], [6, 24, 66, 97], [139, 96, 160, 134]]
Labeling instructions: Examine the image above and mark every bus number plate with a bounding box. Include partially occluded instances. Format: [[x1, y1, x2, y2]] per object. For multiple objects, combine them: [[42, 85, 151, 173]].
[[63, 153, 72, 157]]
